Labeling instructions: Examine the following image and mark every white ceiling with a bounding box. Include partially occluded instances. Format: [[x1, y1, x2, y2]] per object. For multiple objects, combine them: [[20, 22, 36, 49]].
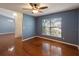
[[0, 3, 79, 17]]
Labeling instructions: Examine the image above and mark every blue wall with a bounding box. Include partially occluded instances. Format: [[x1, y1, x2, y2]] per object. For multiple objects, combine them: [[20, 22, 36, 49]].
[[78, 9, 79, 45], [22, 14, 35, 39], [22, 9, 78, 45], [0, 15, 15, 34], [36, 9, 78, 45]]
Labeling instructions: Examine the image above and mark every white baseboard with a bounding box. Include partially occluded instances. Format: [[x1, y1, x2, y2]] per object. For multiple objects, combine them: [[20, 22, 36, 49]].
[[22, 36, 36, 41], [78, 46, 79, 50], [0, 32, 14, 35], [22, 36, 79, 50], [35, 36, 79, 49]]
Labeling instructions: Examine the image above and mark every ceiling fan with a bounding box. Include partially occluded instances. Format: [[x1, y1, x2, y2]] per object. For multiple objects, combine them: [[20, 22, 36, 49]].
[[23, 3, 48, 14]]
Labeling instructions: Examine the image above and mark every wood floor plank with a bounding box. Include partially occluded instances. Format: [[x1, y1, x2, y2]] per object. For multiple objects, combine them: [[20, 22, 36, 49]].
[[0, 36, 79, 56]]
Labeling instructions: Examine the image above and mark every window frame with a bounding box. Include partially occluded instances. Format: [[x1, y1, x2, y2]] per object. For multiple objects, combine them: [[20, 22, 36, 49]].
[[42, 17, 62, 38]]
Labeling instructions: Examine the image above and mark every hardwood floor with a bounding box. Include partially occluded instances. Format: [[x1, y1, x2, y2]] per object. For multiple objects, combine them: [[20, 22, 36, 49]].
[[0, 33, 15, 56], [0, 36, 79, 56], [23, 37, 79, 56]]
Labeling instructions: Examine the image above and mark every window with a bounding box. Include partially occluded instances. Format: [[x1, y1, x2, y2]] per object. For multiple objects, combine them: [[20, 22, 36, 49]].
[[42, 18, 62, 38], [42, 19, 50, 35]]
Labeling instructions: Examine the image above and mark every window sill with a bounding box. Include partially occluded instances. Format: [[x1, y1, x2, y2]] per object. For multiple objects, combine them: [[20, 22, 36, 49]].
[[41, 34, 64, 40]]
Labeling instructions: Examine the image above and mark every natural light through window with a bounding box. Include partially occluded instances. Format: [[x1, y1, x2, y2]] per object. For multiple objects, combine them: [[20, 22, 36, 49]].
[[42, 17, 62, 38]]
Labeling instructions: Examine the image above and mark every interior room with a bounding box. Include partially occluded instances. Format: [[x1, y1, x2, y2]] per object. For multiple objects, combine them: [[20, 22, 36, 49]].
[[0, 3, 79, 56]]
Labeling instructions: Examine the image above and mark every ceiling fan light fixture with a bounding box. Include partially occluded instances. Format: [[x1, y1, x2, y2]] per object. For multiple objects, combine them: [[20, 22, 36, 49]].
[[32, 9, 39, 14], [23, 3, 48, 14]]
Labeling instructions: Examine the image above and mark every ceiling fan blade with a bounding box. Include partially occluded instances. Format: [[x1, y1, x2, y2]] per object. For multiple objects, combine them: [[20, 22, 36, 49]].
[[29, 3, 34, 7], [38, 10, 43, 13], [30, 3, 40, 7], [39, 6, 48, 9], [22, 8, 32, 10]]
